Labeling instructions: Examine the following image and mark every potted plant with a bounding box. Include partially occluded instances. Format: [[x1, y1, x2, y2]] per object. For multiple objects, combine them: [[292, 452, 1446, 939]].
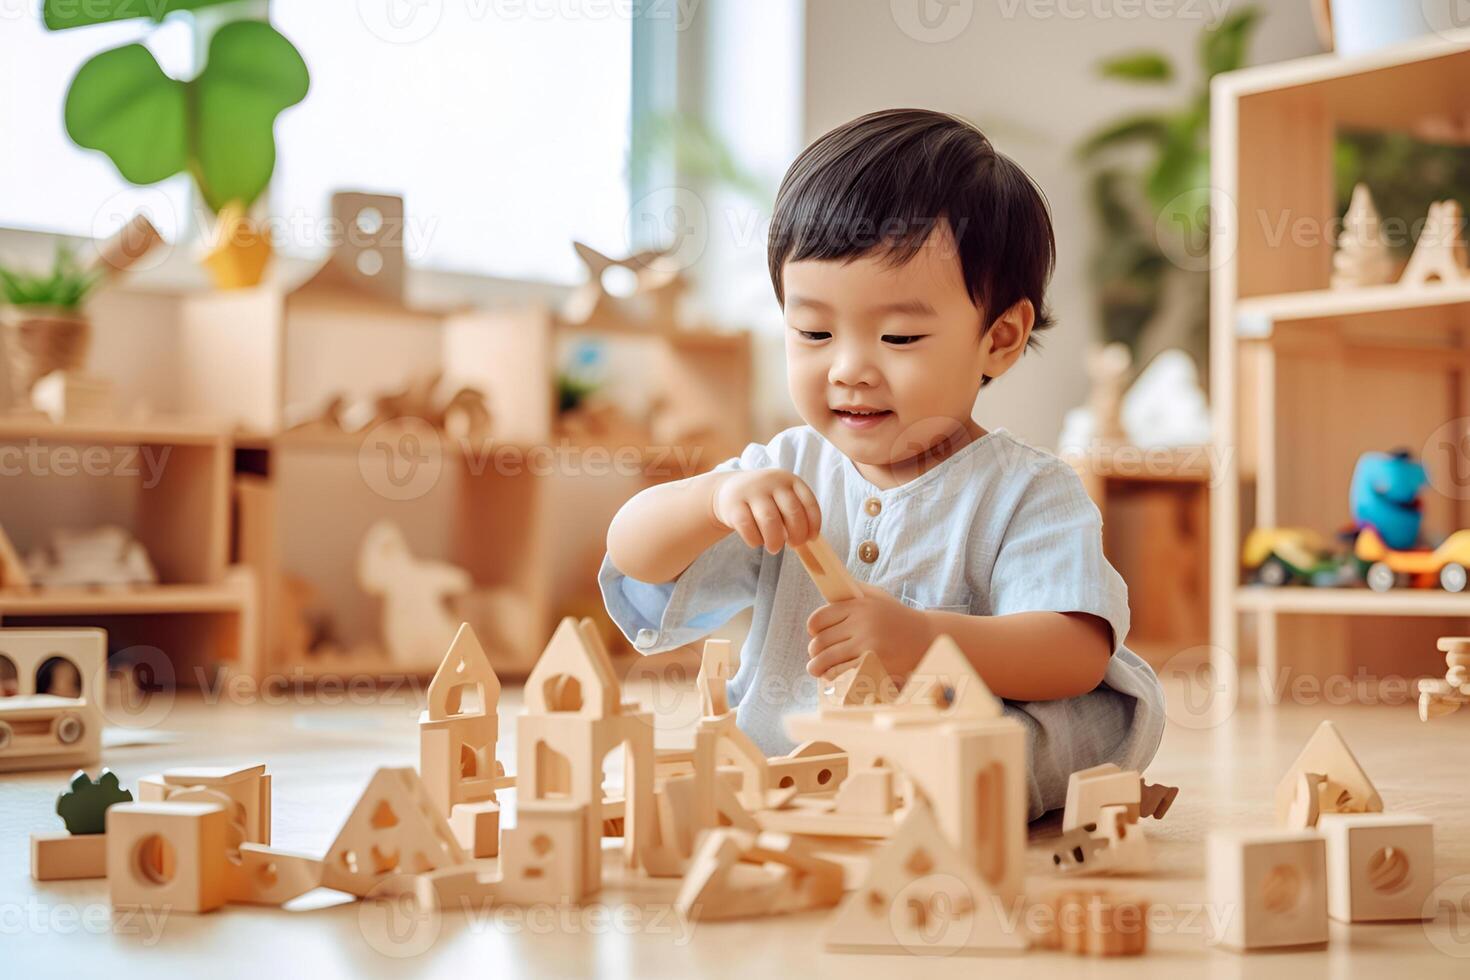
[[0, 246, 104, 401], [43, 1, 310, 289]]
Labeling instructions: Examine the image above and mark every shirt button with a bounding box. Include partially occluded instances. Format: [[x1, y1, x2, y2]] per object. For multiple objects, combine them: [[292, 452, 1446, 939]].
[[635, 629, 659, 650], [858, 541, 879, 563], [864, 497, 881, 517]]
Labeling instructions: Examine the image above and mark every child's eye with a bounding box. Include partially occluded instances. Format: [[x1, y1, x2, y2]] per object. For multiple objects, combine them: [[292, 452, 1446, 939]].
[[794, 328, 831, 342], [882, 334, 926, 346]]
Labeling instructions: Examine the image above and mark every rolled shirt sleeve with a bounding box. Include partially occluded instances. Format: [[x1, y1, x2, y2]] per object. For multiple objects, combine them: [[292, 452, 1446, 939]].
[[985, 459, 1131, 654], [598, 441, 772, 654]]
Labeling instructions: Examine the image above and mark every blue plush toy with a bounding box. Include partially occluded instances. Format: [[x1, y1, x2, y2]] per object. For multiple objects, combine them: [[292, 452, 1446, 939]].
[[1350, 449, 1428, 551]]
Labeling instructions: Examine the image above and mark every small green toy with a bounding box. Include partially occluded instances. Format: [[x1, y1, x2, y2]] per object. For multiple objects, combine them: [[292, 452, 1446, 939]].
[[55, 769, 133, 835]]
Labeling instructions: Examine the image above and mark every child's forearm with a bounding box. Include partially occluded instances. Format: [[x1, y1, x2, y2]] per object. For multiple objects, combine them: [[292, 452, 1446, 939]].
[[606, 471, 734, 584], [922, 609, 1113, 701]]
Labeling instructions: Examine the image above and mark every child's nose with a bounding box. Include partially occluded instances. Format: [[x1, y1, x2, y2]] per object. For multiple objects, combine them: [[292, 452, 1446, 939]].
[[828, 346, 880, 388]]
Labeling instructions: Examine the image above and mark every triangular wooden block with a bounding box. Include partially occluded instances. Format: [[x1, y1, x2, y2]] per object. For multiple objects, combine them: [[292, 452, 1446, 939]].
[[426, 623, 501, 720], [826, 797, 1027, 955], [1273, 721, 1382, 826], [676, 828, 844, 922], [524, 617, 621, 718], [896, 634, 1001, 719], [321, 768, 466, 896], [822, 650, 895, 707]]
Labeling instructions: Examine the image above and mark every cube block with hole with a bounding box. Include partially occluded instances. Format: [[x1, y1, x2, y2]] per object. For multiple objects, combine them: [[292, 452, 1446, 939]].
[[107, 801, 229, 913], [1206, 829, 1328, 950], [498, 799, 587, 905], [1318, 813, 1433, 921]]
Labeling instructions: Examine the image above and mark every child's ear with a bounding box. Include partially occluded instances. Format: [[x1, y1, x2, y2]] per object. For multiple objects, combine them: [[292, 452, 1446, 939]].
[[980, 299, 1035, 377]]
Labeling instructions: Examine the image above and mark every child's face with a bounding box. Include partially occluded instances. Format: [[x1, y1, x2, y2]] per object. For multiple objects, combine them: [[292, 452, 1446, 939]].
[[781, 223, 1030, 471]]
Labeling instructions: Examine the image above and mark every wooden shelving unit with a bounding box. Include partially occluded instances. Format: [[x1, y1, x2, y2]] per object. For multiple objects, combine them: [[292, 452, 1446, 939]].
[[0, 418, 257, 677], [1209, 30, 1470, 701]]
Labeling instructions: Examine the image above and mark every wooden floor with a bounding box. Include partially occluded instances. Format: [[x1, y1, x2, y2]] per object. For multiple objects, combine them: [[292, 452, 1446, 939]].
[[3, 671, 1469, 978]]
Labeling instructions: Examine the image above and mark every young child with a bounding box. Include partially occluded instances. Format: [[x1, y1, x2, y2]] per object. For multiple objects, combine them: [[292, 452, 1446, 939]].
[[599, 108, 1164, 820]]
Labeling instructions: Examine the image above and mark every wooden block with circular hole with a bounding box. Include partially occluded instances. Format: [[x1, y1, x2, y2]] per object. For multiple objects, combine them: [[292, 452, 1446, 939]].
[[1206, 829, 1328, 951], [106, 801, 230, 914], [1318, 813, 1433, 922]]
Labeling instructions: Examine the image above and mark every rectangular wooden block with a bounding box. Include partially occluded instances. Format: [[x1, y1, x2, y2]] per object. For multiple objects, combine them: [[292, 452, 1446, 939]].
[[450, 800, 501, 858], [1319, 813, 1433, 922], [1207, 829, 1328, 950], [31, 832, 107, 881]]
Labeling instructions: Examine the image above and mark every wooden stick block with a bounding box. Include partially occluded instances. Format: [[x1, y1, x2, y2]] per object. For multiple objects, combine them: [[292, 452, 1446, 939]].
[[227, 844, 322, 905], [31, 832, 107, 881], [1137, 779, 1179, 821], [697, 638, 736, 718], [1319, 813, 1434, 922], [793, 536, 861, 602]]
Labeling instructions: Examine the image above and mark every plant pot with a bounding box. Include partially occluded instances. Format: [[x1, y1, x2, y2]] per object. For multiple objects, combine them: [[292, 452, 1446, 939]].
[[2, 306, 91, 401], [201, 204, 273, 290]]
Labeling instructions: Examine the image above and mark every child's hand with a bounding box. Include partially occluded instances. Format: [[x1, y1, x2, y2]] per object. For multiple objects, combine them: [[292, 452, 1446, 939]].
[[805, 582, 934, 681], [710, 470, 822, 554]]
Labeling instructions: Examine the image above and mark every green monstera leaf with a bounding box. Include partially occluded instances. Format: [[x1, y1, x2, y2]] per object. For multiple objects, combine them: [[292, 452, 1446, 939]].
[[63, 43, 188, 186], [62, 20, 309, 212]]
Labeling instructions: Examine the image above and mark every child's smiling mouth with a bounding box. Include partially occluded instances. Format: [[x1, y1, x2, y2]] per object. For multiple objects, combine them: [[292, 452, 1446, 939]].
[[831, 406, 893, 429]]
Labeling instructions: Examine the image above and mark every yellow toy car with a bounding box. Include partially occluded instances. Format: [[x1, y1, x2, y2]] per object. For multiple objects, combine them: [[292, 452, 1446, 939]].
[[1355, 526, 1470, 592], [1241, 527, 1347, 586]]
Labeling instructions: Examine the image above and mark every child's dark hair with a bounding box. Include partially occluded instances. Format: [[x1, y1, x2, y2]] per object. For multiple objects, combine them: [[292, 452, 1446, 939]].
[[768, 108, 1056, 347]]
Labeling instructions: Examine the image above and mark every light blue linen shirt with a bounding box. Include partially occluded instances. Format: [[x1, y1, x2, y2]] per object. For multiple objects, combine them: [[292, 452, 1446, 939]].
[[599, 425, 1165, 819]]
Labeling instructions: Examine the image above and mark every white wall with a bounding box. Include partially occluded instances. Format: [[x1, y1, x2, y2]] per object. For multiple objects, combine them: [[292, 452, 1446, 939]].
[[799, 0, 1322, 448]]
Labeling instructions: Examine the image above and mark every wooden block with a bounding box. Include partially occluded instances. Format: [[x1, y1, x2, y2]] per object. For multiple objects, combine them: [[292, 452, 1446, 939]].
[[766, 749, 848, 797], [1206, 829, 1328, 950], [147, 764, 271, 847], [0, 521, 30, 589], [107, 801, 230, 913], [1137, 780, 1178, 821], [1044, 827, 1109, 874], [523, 616, 621, 719], [833, 767, 897, 817], [1095, 805, 1152, 875], [0, 628, 106, 773], [697, 638, 736, 718], [825, 798, 1027, 955], [792, 535, 861, 602], [1319, 813, 1433, 922], [894, 634, 1001, 719], [31, 832, 107, 880], [498, 800, 588, 905], [1274, 720, 1382, 826], [676, 828, 844, 922], [820, 650, 895, 707], [30, 371, 114, 422], [227, 844, 322, 905], [320, 767, 466, 897], [1034, 889, 1149, 956], [1063, 764, 1141, 832], [1400, 199, 1470, 286], [1284, 771, 1324, 831], [449, 800, 500, 858]]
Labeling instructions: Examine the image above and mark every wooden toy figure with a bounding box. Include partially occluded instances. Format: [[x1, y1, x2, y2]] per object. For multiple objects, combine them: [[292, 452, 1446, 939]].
[[357, 521, 472, 669]]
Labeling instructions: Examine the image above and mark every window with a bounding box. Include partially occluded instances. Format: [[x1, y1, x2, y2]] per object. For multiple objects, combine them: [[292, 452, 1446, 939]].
[[270, 5, 633, 284], [0, 13, 196, 241]]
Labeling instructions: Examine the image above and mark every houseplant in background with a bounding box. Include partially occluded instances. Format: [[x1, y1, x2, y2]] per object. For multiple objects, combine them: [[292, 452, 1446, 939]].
[[43, 1, 310, 288], [0, 247, 103, 404], [1076, 7, 1261, 374]]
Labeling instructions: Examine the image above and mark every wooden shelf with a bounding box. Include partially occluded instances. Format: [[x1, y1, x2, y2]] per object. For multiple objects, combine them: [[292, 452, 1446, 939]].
[[1236, 282, 1470, 337], [0, 415, 232, 446], [1235, 587, 1470, 618], [0, 583, 248, 615]]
